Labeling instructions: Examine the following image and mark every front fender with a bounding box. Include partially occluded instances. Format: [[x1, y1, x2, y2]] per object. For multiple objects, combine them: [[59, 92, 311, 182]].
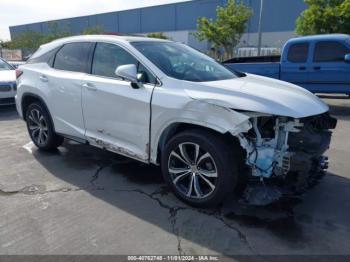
[[150, 99, 252, 164]]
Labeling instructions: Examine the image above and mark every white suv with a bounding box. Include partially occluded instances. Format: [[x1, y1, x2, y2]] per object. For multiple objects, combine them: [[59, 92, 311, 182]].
[[16, 35, 336, 207]]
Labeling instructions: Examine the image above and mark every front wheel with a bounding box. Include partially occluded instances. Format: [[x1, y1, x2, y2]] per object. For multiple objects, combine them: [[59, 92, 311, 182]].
[[25, 102, 64, 151], [161, 129, 239, 207]]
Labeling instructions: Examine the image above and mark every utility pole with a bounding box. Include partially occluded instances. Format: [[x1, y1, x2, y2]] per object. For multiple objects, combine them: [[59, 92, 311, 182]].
[[257, 0, 264, 56]]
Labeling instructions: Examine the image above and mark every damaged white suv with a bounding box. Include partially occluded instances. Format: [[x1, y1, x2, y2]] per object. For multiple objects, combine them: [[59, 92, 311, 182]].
[[16, 35, 337, 207]]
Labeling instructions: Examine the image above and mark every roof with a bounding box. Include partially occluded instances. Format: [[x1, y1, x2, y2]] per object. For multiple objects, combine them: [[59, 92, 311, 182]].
[[51, 34, 171, 44], [31, 34, 171, 60], [290, 34, 350, 43]]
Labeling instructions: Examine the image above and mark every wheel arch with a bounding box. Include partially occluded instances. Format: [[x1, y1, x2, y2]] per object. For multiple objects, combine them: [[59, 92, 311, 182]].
[[21, 92, 56, 131], [152, 121, 244, 165]]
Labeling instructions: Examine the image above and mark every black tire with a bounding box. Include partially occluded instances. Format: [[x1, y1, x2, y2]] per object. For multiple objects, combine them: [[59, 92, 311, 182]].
[[25, 102, 64, 151], [161, 129, 240, 207]]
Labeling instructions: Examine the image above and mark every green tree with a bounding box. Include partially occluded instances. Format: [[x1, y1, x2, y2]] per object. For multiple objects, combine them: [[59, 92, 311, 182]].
[[5, 31, 45, 49], [193, 0, 252, 59], [82, 25, 104, 35], [4, 23, 106, 50], [296, 0, 350, 35], [147, 32, 170, 39]]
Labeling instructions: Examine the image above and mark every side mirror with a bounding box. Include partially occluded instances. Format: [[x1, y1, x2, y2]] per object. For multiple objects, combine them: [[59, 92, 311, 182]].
[[115, 64, 141, 88], [345, 54, 350, 63]]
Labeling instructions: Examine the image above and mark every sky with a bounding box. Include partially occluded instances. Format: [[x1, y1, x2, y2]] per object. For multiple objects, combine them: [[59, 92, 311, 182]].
[[0, 0, 191, 40]]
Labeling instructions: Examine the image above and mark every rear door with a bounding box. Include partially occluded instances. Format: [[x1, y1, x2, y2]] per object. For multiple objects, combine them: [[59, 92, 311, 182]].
[[308, 41, 350, 93], [44, 42, 94, 139], [81, 42, 157, 162], [280, 42, 309, 87]]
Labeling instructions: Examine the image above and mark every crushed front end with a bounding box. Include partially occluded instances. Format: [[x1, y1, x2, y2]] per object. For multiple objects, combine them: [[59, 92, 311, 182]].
[[238, 112, 337, 205]]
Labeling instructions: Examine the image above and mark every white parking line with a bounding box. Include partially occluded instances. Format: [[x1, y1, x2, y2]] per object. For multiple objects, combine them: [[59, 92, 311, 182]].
[[22, 141, 34, 154]]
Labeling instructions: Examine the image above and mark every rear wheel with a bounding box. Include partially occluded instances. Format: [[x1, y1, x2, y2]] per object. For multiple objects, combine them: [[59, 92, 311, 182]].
[[25, 102, 64, 151], [161, 129, 239, 207]]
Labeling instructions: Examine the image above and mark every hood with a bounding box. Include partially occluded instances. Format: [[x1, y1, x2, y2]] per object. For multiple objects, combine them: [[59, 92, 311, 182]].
[[0, 70, 16, 83], [184, 74, 328, 118]]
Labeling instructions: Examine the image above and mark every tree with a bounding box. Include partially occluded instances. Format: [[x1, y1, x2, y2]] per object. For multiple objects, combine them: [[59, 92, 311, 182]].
[[5, 31, 45, 49], [193, 0, 252, 59], [147, 32, 170, 39], [296, 0, 350, 35], [3, 23, 106, 50], [82, 25, 104, 35]]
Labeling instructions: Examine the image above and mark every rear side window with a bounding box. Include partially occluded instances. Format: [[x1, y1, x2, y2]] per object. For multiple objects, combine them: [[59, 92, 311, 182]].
[[287, 43, 309, 63], [53, 42, 92, 73], [92, 42, 156, 84], [27, 46, 60, 67], [314, 41, 350, 62]]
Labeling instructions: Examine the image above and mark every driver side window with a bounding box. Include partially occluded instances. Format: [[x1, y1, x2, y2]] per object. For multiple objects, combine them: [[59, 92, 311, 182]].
[[92, 42, 156, 84]]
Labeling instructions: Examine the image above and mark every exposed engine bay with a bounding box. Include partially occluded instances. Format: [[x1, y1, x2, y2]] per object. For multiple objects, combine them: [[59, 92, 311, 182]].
[[238, 112, 337, 205]]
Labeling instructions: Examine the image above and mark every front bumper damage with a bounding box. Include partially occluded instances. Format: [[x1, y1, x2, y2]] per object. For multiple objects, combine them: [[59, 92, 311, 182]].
[[237, 112, 337, 205]]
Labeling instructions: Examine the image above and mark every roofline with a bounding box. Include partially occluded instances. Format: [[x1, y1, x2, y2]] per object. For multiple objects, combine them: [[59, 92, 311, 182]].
[[9, 0, 193, 28], [291, 34, 350, 40]]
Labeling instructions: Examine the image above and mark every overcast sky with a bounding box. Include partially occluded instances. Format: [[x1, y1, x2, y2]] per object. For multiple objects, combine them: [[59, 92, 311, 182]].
[[0, 0, 191, 40]]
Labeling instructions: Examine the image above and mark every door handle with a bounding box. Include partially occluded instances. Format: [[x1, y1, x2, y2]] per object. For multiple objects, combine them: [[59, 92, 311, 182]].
[[82, 83, 97, 91], [299, 66, 306, 70], [314, 66, 321, 70], [39, 75, 48, 82]]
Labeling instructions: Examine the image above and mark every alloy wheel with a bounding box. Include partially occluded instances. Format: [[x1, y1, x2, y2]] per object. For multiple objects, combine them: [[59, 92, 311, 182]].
[[168, 142, 218, 199], [27, 108, 49, 146]]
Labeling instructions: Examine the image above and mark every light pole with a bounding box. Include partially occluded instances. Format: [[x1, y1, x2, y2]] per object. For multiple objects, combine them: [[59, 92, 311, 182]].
[[257, 0, 264, 56]]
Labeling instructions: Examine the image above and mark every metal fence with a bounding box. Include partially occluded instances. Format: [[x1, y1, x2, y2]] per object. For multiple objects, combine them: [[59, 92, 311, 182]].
[[0, 48, 35, 61]]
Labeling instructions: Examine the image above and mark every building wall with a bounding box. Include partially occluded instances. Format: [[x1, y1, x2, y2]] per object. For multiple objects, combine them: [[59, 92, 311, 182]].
[[9, 0, 307, 50]]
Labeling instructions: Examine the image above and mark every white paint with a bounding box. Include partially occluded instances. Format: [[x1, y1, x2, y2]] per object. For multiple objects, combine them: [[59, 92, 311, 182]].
[[0, 69, 16, 100], [16, 35, 328, 165], [22, 141, 34, 154]]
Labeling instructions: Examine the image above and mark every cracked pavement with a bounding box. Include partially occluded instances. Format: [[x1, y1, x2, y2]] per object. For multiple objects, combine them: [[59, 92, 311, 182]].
[[0, 96, 350, 255]]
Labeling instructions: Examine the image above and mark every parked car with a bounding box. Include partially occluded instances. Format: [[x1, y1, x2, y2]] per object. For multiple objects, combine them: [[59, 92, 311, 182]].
[[15, 35, 336, 207], [225, 34, 350, 95], [0, 57, 16, 105], [8, 61, 26, 69]]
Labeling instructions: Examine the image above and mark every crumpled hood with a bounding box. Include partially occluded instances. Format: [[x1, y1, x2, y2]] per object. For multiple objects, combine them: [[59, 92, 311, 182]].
[[184, 74, 329, 118], [0, 70, 16, 82]]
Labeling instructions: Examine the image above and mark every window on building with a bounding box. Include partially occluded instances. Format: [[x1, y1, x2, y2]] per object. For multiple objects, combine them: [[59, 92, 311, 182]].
[[53, 43, 92, 73], [314, 41, 350, 62], [92, 42, 156, 84], [287, 43, 309, 63]]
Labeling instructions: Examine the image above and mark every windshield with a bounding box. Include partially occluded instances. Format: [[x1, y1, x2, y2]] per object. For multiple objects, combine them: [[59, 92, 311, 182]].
[[0, 58, 13, 71], [131, 41, 237, 82]]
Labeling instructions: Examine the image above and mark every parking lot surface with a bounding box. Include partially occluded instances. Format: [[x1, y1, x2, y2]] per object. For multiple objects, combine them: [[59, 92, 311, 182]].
[[0, 96, 350, 255]]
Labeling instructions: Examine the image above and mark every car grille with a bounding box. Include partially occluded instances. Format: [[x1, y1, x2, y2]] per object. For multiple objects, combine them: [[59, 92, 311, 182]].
[[0, 97, 15, 105], [0, 82, 16, 92]]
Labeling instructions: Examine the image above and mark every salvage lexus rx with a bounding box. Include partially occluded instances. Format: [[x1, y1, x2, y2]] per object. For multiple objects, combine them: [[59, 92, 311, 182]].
[[15, 35, 337, 207]]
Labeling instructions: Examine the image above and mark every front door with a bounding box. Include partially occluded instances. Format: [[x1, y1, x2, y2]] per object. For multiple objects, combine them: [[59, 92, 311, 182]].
[[280, 42, 309, 88], [82, 42, 157, 162], [308, 41, 350, 93]]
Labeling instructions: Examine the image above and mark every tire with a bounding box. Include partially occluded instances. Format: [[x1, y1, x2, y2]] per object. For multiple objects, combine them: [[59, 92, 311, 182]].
[[25, 102, 64, 151], [161, 129, 239, 207]]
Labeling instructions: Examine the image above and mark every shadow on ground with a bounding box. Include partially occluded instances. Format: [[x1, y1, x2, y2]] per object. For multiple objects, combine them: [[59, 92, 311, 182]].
[[2, 100, 350, 254], [27, 140, 350, 254], [0, 105, 19, 121]]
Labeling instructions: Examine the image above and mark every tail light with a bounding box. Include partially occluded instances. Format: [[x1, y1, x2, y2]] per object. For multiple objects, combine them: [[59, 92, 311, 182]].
[[15, 69, 23, 79]]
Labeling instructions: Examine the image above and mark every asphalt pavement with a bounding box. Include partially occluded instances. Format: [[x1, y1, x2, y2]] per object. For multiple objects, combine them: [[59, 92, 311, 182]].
[[0, 95, 349, 256]]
